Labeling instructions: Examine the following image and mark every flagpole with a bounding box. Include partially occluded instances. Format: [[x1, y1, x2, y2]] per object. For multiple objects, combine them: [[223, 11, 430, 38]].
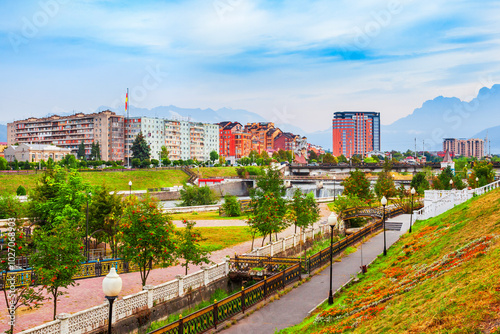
[[126, 88, 129, 168]]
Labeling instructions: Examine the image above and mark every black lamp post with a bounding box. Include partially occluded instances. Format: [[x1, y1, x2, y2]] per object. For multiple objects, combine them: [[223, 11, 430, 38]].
[[333, 176, 336, 201], [102, 267, 122, 334], [381, 196, 387, 256], [327, 213, 337, 305], [128, 180, 132, 196], [86, 192, 92, 263], [409, 187, 415, 233]]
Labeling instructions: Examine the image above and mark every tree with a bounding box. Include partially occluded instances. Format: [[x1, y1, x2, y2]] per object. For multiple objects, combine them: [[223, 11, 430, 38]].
[[470, 161, 495, 187], [77, 140, 86, 160], [28, 167, 90, 229], [210, 150, 219, 163], [322, 153, 337, 164], [31, 221, 85, 320], [342, 169, 372, 202], [117, 195, 177, 286], [91, 141, 101, 161], [410, 172, 430, 194], [87, 185, 123, 258], [432, 166, 454, 190], [337, 155, 348, 163], [177, 220, 210, 275], [221, 195, 241, 217], [1, 218, 44, 334], [0, 157, 8, 170], [16, 185, 26, 196], [374, 171, 396, 199], [308, 150, 318, 162], [131, 132, 151, 161], [0, 195, 25, 219], [248, 167, 289, 245], [351, 155, 362, 164], [179, 184, 219, 206], [289, 188, 320, 234], [160, 145, 170, 161]]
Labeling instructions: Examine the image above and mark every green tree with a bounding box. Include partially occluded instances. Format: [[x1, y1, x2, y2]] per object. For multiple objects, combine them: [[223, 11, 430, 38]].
[[160, 145, 170, 161], [221, 195, 241, 217], [31, 221, 85, 320], [374, 171, 396, 199], [1, 218, 44, 334], [91, 141, 101, 161], [337, 155, 348, 163], [308, 150, 318, 162], [87, 185, 123, 258], [342, 169, 372, 202], [0, 195, 25, 219], [0, 157, 8, 170], [16, 185, 26, 196], [28, 167, 90, 229], [289, 188, 320, 234], [117, 195, 177, 286], [177, 220, 210, 275], [179, 184, 219, 206], [322, 153, 337, 164], [410, 172, 430, 194], [77, 140, 86, 160], [470, 161, 495, 187], [210, 150, 219, 163], [131, 132, 151, 161], [433, 166, 454, 190], [351, 155, 362, 164], [248, 167, 289, 245]]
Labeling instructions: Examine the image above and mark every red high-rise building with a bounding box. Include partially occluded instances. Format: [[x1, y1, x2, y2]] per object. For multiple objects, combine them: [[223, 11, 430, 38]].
[[332, 111, 380, 158]]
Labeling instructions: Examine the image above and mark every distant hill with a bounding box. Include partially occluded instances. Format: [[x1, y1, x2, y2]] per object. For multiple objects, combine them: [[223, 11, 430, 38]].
[[381, 84, 500, 152], [472, 125, 500, 154], [0, 124, 6, 142]]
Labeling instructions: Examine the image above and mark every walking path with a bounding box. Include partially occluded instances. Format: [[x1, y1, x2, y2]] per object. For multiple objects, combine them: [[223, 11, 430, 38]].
[[222, 214, 412, 334], [1, 205, 332, 333]]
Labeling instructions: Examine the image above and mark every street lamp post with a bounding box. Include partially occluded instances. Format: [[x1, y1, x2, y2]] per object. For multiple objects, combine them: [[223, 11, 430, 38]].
[[409, 187, 415, 233], [102, 267, 122, 334], [327, 213, 337, 305], [476, 176, 479, 188], [381, 196, 387, 256], [449, 179, 453, 190], [86, 192, 92, 263], [128, 180, 132, 196]]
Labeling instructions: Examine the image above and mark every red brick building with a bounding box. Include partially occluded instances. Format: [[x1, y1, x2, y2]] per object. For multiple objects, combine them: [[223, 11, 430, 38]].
[[332, 111, 380, 158]]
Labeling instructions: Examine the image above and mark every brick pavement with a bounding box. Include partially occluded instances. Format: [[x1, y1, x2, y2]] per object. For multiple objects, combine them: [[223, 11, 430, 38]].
[[0, 204, 332, 333]]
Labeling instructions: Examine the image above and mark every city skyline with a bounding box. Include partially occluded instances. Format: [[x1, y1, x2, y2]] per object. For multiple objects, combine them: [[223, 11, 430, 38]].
[[2, 1, 500, 134]]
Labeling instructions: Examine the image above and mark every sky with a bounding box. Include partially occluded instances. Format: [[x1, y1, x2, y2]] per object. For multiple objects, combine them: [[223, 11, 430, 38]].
[[1, 0, 500, 133]]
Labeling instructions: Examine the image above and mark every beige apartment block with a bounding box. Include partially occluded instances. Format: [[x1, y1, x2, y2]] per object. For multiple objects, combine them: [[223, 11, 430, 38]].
[[4, 144, 71, 162], [7, 110, 124, 161]]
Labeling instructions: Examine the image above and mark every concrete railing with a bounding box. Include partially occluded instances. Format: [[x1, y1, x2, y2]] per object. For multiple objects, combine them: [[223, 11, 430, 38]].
[[414, 180, 500, 221]]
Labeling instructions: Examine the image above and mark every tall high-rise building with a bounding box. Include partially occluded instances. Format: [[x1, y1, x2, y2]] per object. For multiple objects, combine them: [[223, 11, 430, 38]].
[[443, 138, 484, 158], [332, 111, 380, 158], [7, 110, 124, 161]]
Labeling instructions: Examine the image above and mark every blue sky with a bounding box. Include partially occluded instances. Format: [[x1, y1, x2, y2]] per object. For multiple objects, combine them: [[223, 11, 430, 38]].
[[1, 0, 500, 132]]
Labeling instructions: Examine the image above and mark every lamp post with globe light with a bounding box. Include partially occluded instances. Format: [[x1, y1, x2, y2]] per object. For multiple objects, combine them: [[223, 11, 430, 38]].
[[102, 267, 122, 334], [381, 196, 387, 256], [129, 180, 132, 196], [327, 213, 337, 305], [409, 187, 415, 233]]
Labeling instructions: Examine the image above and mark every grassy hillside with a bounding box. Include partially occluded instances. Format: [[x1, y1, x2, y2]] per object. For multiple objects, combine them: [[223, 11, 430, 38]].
[[196, 167, 238, 178], [282, 189, 500, 333], [0, 169, 189, 194]]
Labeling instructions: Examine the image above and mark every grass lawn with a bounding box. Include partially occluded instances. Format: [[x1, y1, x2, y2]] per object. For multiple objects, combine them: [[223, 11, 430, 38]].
[[169, 211, 247, 221], [281, 188, 500, 333], [0, 169, 189, 194], [184, 226, 253, 252], [196, 167, 238, 178]]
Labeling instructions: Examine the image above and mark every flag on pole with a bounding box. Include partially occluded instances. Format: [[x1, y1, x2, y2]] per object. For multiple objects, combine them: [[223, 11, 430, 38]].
[[125, 91, 128, 112]]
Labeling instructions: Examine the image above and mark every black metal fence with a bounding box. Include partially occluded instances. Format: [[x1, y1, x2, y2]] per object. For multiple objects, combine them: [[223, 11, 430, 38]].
[[149, 263, 301, 334]]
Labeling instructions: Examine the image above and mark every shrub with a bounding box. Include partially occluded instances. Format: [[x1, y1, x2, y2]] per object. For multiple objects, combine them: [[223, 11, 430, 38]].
[[16, 185, 26, 196], [222, 195, 241, 217], [179, 184, 219, 206], [236, 167, 246, 178]]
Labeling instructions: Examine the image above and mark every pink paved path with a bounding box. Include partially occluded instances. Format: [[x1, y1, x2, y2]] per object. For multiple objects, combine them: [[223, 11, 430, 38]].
[[1, 204, 331, 333]]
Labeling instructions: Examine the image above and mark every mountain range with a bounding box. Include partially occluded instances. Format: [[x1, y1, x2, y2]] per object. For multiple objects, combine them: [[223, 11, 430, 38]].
[[1, 84, 499, 153]]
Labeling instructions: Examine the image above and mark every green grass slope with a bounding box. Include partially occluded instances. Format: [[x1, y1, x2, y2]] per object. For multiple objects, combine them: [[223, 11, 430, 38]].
[[282, 189, 500, 334], [0, 169, 189, 194]]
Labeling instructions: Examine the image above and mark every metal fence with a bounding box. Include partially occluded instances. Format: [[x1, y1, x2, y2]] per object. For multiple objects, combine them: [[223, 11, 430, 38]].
[[149, 263, 301, 334]]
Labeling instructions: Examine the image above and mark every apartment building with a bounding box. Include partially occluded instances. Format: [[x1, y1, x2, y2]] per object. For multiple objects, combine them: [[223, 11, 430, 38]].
[[164, 120, 181, 160], [443, 138, 484, 159], [332, 111, 380, 158], [274, 132, 299, 152], [7, 110, 124, 161]]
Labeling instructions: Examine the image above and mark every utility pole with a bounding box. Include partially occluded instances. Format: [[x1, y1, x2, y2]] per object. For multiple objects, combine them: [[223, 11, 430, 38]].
[[414, 137, 417, 159], [126, 88, 130, 168]]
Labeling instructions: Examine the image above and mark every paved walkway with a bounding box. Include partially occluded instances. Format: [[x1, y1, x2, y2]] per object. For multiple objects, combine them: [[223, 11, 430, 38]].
[[0, 205, 332, 333], [222, 214, 412, 334]]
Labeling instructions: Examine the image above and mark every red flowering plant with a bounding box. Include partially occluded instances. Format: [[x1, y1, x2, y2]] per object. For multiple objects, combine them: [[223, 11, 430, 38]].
[[1, 218, 44, 334], [314, 234, 497, 332], [30, 220, 85, 320], [117, 194, 177, 286], [176, 220, 210, 275]]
